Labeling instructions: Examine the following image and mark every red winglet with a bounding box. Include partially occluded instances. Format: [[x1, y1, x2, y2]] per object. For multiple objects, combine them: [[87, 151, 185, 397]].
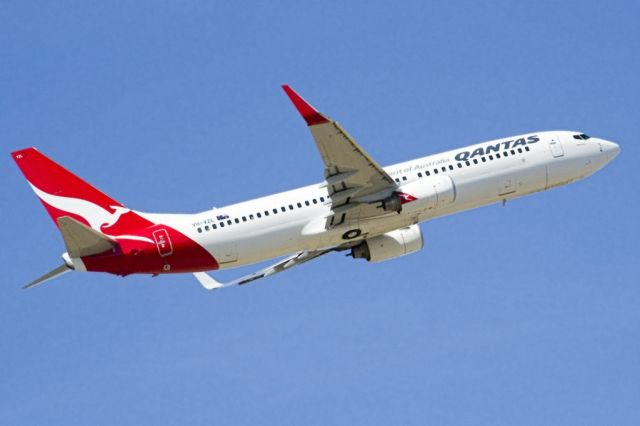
[[282, 85, 330, 126]]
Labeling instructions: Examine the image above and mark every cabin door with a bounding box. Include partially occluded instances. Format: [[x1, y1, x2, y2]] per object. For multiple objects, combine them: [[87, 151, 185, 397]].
[[549, 134, 564, 158]]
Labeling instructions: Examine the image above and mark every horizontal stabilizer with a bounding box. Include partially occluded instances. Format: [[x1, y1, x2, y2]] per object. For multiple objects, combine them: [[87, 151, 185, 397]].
[[57, 216, 117, 257], [24, 264, 71, 289]]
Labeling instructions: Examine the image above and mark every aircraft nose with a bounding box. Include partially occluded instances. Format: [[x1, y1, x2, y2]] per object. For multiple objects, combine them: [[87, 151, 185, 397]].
[[600, 139, 620, 161]]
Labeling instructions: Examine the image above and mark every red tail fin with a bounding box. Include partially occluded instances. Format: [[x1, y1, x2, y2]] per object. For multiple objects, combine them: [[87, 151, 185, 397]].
[[12, 148, 151, 233]]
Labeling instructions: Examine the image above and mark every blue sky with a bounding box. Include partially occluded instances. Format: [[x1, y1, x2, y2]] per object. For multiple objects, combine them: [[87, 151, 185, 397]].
[[1, 1, 639, 424]]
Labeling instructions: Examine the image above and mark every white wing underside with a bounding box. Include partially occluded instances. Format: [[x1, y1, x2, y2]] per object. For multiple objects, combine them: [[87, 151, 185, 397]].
[[282, 85, 397, 229], [311, 121, 398, 227]]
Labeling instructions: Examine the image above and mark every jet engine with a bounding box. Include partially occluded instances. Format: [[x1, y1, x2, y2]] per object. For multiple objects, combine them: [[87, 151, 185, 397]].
[[350, 225, 423, 262]]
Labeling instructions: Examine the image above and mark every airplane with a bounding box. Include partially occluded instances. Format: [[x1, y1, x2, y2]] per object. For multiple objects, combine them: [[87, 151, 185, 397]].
[[11, 85, 620, 290]]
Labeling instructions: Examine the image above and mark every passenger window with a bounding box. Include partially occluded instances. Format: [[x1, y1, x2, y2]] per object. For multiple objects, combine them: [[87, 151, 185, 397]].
[[312, 199, 317, 204], [457, 163, 462, 168], [257, 213, 262, 218], [264, 211, 269, 216], [204, 225, 209, 231], [272, 208, 278, 214], [473, 159, 478, 164], [489, 155, 494, 160], [227, 220, 232, 225], [441, 166, 446, 172], [395, 178, 400, 183], [418, 172, 423, 178], [242, 216, 247, 222], [212, 224, 217, 229], [510, 149, 516, 155], [402, 176, 407, 181], [449, 165, 454, 170], [465, 161, 471, 166], [289, 205, 294, 210], [481, 157, 486, 162], [235, 218, 240, 224], [197, 227, 202, 233], [525, 146, 530, 152], [496, 153, 501, 158], [305, 201, 310, 206], [320, 197, 325, 202], [249, 214, 254, 220], [426, 170, 431, 176], [220, 222, 225, 227], [281, 206, 286, 212], [517, 148, 523, 153], [297, 202, 302, 208], [434, 169, 439, 174]]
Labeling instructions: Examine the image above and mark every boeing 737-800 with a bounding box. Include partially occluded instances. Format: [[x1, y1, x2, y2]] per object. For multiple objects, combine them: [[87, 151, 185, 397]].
[[12, 85, 619, 289]]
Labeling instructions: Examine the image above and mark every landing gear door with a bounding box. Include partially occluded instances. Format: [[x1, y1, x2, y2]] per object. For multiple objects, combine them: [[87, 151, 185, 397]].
[[549, 134, 565, 158]]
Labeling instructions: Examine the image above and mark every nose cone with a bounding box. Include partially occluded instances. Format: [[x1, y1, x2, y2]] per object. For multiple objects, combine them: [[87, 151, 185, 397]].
[[600, 140, 620, 163]]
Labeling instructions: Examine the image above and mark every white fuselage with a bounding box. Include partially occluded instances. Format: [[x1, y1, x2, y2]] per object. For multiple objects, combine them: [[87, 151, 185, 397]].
[[142, 131, 619, 270]]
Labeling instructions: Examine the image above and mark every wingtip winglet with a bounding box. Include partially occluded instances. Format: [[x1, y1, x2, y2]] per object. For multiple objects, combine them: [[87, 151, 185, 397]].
[[281, 85, 330, 126]]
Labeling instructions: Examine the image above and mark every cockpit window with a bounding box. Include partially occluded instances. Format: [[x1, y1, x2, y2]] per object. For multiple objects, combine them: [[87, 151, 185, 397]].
[[573, 133, 591, 140]]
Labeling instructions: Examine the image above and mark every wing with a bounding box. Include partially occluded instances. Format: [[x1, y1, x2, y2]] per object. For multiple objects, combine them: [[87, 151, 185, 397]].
[[282, 85, 398, 228], [193, 249, 333, 290]]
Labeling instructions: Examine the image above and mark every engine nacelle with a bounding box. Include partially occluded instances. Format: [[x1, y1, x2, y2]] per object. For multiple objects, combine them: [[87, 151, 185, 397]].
[[350, 225, 424, 262]]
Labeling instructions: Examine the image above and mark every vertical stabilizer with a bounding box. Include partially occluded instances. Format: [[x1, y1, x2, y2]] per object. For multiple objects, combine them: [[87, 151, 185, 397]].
[[11, 148, 152, 234]]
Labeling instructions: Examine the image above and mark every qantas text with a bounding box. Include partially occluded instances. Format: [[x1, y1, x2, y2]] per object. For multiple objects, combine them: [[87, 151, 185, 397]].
[[454, 135, 540, 161]]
